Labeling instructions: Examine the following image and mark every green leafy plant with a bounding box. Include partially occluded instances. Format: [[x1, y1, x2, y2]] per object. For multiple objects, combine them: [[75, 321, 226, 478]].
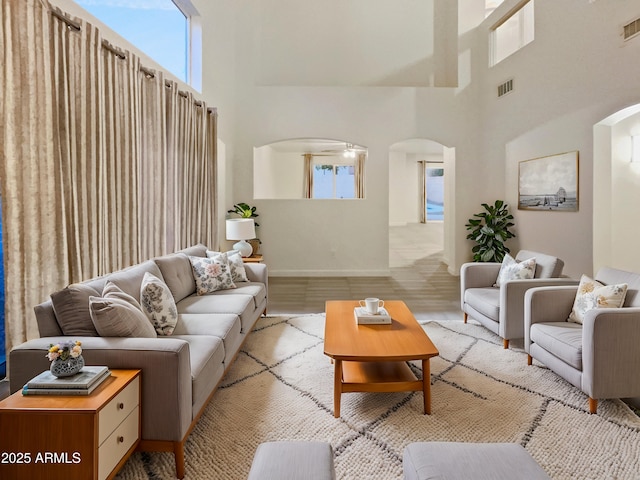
[[465, 200, 516, 263], [227, 203, 259, 227]]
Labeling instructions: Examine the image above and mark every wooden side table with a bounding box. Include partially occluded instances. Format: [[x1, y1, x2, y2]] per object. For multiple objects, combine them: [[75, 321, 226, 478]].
[[0, 369, 140, 480], [243, 254, 263, 263]]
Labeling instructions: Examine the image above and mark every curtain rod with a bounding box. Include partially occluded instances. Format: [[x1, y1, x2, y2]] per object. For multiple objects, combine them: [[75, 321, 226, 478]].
[[50, 6, 217, 112], [51, 9, 81, 31], [101, 40, 126, 60]]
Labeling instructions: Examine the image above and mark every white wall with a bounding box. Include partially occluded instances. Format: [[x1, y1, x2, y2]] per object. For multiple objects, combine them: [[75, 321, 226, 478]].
[[253, 147, 306, 199], [255, 0, 457, 87], [477, 0, 640, 278]]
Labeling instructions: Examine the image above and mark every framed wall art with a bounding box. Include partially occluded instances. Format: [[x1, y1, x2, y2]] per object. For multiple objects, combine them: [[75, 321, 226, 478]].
[[518, 151, 579, 211]]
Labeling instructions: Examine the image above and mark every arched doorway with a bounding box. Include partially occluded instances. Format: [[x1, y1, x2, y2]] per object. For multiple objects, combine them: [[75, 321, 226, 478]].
[[388, 139, 456, 270], [593, 104, 640, 273]]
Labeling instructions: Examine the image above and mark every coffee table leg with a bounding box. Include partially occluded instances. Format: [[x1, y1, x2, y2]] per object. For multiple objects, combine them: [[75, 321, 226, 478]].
[[422, 359, 431, 415], [334, 359, 342, 418]]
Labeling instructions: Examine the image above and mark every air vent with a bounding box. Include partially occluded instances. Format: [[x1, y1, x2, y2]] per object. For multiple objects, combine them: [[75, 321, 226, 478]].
[[623, 18, 640, 41], [498, 79, 513, 97]]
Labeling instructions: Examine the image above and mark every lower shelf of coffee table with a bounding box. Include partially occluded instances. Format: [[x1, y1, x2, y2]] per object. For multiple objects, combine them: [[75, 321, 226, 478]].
[[341, 361, 423, 392]]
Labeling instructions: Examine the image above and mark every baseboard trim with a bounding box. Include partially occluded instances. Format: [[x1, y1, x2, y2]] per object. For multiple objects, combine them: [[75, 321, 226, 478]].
[[269, 269, 391, 277]]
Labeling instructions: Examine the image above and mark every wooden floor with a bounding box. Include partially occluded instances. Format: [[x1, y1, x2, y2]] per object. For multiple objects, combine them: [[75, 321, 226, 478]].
[[267, 223, 461, 320]]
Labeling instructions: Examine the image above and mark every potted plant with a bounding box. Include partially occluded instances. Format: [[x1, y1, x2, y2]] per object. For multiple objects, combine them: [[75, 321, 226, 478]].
[[227, 203, 261, 254], [465, 200, 516, 262]]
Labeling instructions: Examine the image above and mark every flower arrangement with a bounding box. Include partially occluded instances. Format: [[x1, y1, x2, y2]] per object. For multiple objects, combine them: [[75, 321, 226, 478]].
[[46, 340, 82, 362]]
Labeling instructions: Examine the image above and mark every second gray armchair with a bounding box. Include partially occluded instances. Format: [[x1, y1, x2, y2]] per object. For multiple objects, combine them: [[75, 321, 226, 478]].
[[460, 250, 577, 348]]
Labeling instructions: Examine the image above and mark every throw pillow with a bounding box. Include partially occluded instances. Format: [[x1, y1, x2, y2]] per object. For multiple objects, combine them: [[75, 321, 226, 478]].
[[206, 249, 249, 282], [189, 255, 236, 295], [568, 274, 628, 324], [89, 281, 157, 338], [51, 283, 102, 336], [140, 272, 179, 336], [494, 254, 536, 287]]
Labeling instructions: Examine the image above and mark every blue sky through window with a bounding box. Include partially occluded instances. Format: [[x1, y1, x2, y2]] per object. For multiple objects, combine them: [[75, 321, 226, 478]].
[[76, 0, 187, 82]]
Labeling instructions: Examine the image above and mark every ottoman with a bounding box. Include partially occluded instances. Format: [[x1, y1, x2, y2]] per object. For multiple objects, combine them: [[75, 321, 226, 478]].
[[248, 441, 335, 480], [403, 442, 551, 480]]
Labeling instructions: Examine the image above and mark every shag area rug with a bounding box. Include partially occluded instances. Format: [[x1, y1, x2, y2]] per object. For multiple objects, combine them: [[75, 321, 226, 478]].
[[116, 315, 640, 479]]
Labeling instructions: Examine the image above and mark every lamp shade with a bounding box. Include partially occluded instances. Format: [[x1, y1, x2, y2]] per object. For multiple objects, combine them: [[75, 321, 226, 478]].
[[226, 218, 256, 240]]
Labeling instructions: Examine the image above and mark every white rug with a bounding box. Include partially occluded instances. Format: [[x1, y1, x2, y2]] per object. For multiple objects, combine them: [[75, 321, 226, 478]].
[[116, 315, 640, 479]]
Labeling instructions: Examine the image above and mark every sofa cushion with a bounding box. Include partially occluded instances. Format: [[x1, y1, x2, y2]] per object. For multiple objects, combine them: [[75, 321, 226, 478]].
[[464, 287, 500, 321], [189, 255, 236, 295], [141, 272, 179, 336], [154, 253, 196, 303], [517, 250, 564, 279], [107, 260, 164, 304], [207, 250, 249, 282], [51, 283, 101, 336], [530, 322, 583, 370], [178, 244, 207, 258], [495, 253, 536, 287], [89, 281, 157, 338], [174, 313, 242, 365], [177, 293, 255, 332], [568, 274, 628, 324], [170, 334, 225, 415], [206, 282, 267, 309]]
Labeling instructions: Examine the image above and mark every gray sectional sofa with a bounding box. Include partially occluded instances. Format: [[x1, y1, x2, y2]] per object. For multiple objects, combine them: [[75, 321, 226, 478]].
[[8, 244, 267, 479]]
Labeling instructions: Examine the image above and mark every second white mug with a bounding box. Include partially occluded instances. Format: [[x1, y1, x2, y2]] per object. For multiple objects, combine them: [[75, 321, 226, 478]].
[[360, 298, 384, 314]]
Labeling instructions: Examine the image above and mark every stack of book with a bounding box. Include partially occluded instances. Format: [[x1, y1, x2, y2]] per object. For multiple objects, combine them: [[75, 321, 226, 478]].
[[354, 307, 392, 325], [22, 366, 111, 396]]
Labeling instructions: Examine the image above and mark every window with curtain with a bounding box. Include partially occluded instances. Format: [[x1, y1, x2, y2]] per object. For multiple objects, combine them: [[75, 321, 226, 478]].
[[74, 0, 196, 85], [0, 0, 218, 352]]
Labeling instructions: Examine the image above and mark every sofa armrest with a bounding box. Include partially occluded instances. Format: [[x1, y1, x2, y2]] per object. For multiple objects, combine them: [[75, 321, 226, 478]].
[[524, 285, 578, 351], [10, 336, 193, 442], [244, 263, 268, 294], [460, 262, 501, 310], [500, 278, 579, 339], [582, 307, 640, 399]]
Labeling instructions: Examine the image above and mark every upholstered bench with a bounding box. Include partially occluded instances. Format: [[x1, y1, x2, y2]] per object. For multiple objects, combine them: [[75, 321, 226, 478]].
[[403, 442, 551, 480], [248, 441, 336, 480]]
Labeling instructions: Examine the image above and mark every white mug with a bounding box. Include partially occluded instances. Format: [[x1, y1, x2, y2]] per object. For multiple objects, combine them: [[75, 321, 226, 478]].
[[360, 298, 384, 314]]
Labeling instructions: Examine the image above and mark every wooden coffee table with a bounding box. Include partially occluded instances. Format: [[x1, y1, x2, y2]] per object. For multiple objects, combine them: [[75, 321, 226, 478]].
[[324, 300, 439, 418]]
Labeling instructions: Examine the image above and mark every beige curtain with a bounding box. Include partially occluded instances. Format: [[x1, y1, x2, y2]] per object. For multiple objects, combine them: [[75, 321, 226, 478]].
[[0, 0, 219, 353], [99, 42, 141, 272], [138, 67, 168, 258], [355, 153, 366, 199], [418, 161, 426, 223], [0, 0, 68, 351], [303, 153, 313, 198], [50, 9, 102, 281]]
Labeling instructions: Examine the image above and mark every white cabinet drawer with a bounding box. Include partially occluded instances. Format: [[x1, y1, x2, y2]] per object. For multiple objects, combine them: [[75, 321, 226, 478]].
[[99, 376, 139, 445], [98, 406, 139, 480]]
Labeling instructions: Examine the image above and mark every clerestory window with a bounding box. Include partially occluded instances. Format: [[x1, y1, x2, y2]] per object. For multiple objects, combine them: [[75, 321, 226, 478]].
[[490, 0, 534, 66], [74, 0, 201, 89]]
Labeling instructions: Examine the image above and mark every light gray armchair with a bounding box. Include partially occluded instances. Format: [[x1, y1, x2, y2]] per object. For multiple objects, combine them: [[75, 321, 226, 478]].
[[461, 250, 577, 348], [525, 267, 640, 414]]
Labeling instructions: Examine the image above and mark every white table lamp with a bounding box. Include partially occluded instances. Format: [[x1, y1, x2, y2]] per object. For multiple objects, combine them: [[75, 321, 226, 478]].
[[226, 218, 256, 257]]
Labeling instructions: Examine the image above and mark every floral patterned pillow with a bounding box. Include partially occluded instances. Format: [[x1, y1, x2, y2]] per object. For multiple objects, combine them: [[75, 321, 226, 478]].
[[568, 274, 628, 324], [140, 272, 178, 335], [494, 253, 536, 287], [189, 255, 236, 295], [206, 249, 249, 282]]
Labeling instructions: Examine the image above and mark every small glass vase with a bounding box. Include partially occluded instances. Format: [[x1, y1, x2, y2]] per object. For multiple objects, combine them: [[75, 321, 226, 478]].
[[50, 355, 85, 378]]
